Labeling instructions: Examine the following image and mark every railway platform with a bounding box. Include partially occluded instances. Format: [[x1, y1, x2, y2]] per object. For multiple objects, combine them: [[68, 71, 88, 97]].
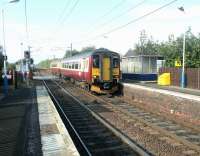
[[0, 82, 79, 156], [0, 85, 42, 156], [37, 85, 79, 156], [131, 82, 200, 97], [122, 82, 200, 128], [122, 82, 200, 102]]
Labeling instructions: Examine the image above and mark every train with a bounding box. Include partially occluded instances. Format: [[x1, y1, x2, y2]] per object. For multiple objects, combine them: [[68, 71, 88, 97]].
[[50, 48, 121, 94]]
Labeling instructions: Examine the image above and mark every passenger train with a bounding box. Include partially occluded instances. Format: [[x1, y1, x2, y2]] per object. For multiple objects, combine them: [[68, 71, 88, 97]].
[[50, 48, 120, 94]]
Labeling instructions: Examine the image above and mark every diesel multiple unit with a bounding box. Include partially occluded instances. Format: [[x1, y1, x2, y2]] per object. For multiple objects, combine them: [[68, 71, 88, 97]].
[[50, 48, 120, 93]]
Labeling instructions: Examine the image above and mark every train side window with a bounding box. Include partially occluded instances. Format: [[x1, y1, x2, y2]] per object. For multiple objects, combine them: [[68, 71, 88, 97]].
[[72, 63, 75, 69], [93, 55, 99, 68], [75, 63, 78, 69], [86, 60, 88, 69], [113, 58, 119, 68], [69, 63, 71, 69], [52, 64, 57, 67], [66, 63, 69, 69]]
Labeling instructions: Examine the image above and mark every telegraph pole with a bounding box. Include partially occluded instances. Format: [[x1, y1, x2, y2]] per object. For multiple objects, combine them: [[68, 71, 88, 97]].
[[139, 30, 147, 54], [70, 43, 72, 56], [2, 9, 8, 95], [24, 0, 30, 86], [178, 6, 186, 88], [68, 43, 72, 57], [1, 0, 20, 95]]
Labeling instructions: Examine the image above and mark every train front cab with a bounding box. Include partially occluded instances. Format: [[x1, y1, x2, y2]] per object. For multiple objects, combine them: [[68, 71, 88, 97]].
[[91, 52, 120, 94]]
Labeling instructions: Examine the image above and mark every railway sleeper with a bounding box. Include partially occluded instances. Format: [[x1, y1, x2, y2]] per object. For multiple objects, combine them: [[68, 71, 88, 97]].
[[81, 132, 113, 139], [78, 128, 109, 134], [86, 138, 122, 146], [91, 144, 134, 154]]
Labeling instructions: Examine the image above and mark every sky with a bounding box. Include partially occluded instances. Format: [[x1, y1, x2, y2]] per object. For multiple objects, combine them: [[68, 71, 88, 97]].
[[0, 0, 199, 63]]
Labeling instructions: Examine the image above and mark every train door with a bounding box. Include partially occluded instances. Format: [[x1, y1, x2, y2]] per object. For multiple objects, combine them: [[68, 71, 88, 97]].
[[102, 56, 111, 81], [81, 58, 86, 81], [82, 58, 88, 81]]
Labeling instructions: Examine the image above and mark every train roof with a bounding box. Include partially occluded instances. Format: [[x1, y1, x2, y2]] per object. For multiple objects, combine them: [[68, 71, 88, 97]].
[[62, 48, 119, 62], [50, 59, 62, 64]]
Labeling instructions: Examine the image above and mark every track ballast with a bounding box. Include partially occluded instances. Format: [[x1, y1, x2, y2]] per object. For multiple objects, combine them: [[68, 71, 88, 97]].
[[43, 80, 149, 156]]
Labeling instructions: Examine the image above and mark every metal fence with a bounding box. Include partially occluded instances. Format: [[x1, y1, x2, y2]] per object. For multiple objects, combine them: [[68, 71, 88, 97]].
[[159, 67, 200, 89]]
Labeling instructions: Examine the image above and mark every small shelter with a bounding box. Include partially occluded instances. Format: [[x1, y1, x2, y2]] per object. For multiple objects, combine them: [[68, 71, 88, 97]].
[[121, 50, 164, 81], [121, 50, 164, 74]]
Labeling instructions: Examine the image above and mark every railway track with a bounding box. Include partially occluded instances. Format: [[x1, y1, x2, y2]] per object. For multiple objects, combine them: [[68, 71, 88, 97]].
[[100, 97, 200, 148], [43, 80, 150, 156], [59, 80, 200, 156]]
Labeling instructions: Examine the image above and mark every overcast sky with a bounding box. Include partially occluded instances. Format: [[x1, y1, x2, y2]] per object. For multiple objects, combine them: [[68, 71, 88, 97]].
[[0, 0, 199, 63]]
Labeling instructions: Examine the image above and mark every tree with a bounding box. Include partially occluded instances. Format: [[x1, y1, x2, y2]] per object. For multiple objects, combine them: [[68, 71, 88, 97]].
[[37, 59, 52, 69], [134, 38, 160, 55], [80, 46, 96, 53], [160, 29, 200, 67], [63, 49, 79, 58], [130, 29, 200, 68], [63, 46, 96, 58]]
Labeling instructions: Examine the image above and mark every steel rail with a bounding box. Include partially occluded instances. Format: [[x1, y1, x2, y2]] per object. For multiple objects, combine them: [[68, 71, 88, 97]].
[[52, 80, 151, 156], [73, 83, 200, 153], [43, 80, 92, 156]]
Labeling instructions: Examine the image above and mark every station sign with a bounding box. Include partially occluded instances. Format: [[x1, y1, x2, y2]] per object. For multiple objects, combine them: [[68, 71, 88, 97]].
[[175, 60, 182, 67], [24, 51, 30, 59]]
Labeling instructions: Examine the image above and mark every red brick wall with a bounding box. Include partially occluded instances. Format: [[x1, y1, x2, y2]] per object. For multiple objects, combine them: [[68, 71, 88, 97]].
[[123, 85, 200, 127]]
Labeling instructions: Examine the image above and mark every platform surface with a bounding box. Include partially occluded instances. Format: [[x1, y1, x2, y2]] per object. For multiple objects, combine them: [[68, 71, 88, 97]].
[[36, 85, 80, 156], [133, 82, 200, 96], [123, 82, 200, 102], [0, 86, 42, 156]]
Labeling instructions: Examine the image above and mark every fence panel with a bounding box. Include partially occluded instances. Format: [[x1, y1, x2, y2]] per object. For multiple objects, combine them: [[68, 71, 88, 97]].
[[186, 68, 197, 89], [159, 67, 200, 90], [159, 67, 181, 86]]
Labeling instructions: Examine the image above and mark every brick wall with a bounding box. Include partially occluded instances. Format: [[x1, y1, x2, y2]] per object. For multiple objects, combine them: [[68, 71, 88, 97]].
[[122, 84, 200, 127]]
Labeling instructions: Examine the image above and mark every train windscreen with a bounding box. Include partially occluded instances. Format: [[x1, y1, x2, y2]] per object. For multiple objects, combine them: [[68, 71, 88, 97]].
[[113, 58, 119, 68], [93, 55, 99, 68]]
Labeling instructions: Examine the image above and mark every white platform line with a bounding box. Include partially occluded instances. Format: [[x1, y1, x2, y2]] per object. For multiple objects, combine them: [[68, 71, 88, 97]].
[[123, 83, 200, 102], [36, 86, 80, 156]]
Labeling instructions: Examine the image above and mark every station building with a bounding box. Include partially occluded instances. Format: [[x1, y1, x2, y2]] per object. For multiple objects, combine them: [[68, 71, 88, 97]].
[[121, 50, 164, 81]]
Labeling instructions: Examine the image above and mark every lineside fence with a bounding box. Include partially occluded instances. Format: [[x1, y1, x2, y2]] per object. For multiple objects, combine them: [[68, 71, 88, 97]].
[[159, 67, 200, 90]]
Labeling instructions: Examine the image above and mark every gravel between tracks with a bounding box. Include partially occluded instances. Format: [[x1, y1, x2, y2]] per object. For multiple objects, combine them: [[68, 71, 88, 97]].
[[60, 80, 200, 156], [46, 80, 143, 156]]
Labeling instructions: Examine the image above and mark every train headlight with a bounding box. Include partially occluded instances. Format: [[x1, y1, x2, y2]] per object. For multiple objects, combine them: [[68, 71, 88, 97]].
[[113, 75, 119, 78], [93, 75, 99, 79]]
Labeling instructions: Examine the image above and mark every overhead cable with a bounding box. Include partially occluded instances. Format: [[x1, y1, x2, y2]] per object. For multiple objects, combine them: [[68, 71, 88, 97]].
[[74, 0, 178, 44], [85, 0, 147, 36], [59, 0, 80, 26], [56, 0, 72, 24]]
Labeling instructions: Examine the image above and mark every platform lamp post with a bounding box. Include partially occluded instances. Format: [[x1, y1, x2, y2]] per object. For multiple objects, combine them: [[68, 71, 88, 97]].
[[67, 43, 72, 57], [24, 0, 31, 86], [178, 6, 186, 88], [2, 0, 20, 95]]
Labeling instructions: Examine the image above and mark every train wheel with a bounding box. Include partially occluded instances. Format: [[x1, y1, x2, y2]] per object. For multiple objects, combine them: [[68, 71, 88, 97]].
[[85, 84, 90, 92], [70, 78, 75, 84]]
